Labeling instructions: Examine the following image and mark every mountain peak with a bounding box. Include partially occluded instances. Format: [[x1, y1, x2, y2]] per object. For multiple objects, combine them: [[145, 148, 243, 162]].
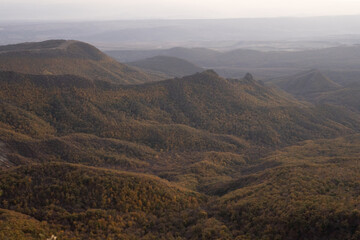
[[244, 73, 254, 81]]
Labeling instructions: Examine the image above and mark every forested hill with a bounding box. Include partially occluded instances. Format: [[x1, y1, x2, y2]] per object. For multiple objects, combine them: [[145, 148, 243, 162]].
[[1, 70, 359, 149], [0, 40, 159, 84], [0, 66, 359, 239]]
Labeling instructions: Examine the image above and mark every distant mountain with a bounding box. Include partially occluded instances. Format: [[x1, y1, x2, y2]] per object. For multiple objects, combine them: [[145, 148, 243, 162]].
[[128, 55, 203, 77], [106, 45, 360, 79], [270, 69, 341, 96], [106, 47, 221, 63], [265, 69, 360, 115], [0, 40, 158, 84], [106, 45, 360, 69]]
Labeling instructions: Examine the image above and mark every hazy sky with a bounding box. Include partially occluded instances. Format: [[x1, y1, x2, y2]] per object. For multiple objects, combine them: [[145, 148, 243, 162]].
[[1, 0, 360, 21]]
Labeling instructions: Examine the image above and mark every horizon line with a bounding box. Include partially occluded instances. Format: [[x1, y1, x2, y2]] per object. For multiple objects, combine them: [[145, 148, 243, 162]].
[[1, 13, 360, 24]]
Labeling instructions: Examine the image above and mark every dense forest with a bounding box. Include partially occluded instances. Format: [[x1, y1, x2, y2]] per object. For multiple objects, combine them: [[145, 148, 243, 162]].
[[0, 40, 359, 239]]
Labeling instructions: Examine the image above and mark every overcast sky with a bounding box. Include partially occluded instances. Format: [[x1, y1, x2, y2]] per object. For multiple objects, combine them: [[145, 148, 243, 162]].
[[1, 0, 360, 21]]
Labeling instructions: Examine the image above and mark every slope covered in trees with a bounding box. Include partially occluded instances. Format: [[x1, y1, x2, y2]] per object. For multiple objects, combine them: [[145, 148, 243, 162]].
[[211, 134, 360, 239], [1, 137, 359, 239], [0, 208, 52, 240], [0, 54, 359, 239], [0, 69, 359, 184], [0, 70, 358, 147], [0, 163, 206, 239]]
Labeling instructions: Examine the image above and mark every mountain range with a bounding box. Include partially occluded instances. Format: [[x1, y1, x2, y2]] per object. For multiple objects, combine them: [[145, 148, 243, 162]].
[[0, 40, 359, 240], [106, 45, 360, 80]]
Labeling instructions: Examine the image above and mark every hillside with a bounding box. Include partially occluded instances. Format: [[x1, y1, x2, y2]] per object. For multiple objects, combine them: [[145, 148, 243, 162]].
[[0, 40, 158, 84], [128, 55, 203, 77], [1, 136, 359, 239], [270, 69, 341, 96], [0, 209, 52, 240], [0, 65, 360, 239], [0, 70, 359, 177], [1, 70, 359, 149], [0, 162, 206, 239], [210, 134, 360, 239]]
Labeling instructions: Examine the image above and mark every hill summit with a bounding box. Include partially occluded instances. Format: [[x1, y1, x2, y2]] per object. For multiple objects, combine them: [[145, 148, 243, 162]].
[[0, 40, 105, 60]]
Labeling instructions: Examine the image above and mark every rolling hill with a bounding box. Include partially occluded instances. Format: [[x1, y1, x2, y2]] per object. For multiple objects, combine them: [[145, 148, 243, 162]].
[[210, 134, 360, 239], [1, 70, 359, 150], [0, 162, 204, 239], [0, 69, 359, 180], [0, 40, 158, 84], [1, 40, 360, 239]]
